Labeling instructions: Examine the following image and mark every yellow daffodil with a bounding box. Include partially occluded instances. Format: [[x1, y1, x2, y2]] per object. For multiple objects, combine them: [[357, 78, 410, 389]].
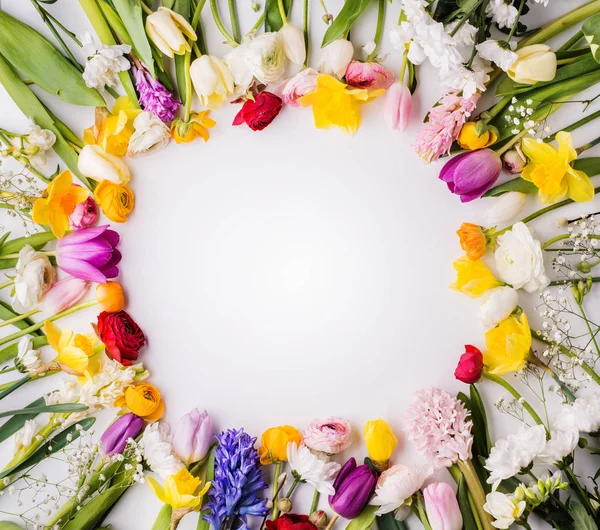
[[84, 97, 141, 156], [258, 425, 302, 465], [484, 313, 532, 375], [171, 111, 216, 144], [452, 256, 502, 298], [364, 419, 398, 464], [147, 468, 210, 510], [44, 320, 103, 380], [32, 170, 90, 238], [521, 131, 594, 204], [298, 74, 383, 136], [457, 122, 497, 150]]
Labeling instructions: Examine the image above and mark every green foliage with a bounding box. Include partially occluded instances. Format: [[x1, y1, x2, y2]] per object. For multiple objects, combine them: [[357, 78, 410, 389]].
[[345, 505, 378, 530], [584, 14, 600, 64], [322, 0, 372, 48], [265, 0, 292, 31]]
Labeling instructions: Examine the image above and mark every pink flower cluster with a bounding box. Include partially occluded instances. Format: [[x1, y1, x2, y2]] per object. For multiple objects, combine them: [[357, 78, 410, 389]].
[[414, 93, 480, 163], [302, 417, 352, 454], [405, 387, 473, 467]]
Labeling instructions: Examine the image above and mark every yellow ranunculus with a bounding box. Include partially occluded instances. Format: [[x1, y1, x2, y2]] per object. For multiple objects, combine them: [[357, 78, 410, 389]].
[[258, 425, 302, 465], [298, 74, 382, 136], [147, 468, 210, 510], [32, 170, 90, 238], [364, 419, 397, 463], [94, 180, 135, 223], [521, 131, 594, 204], [484, 313, 532, 375], [121, 383, 164, 421], [457, 122, 497, 151], [452, 256, 502, 298]]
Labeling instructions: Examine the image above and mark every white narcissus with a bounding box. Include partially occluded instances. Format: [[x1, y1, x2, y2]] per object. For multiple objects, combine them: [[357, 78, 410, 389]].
[[494, 222, 549, 293], [190, 55, 235, 110], [78, 144, 131, 185], [485, 192, 527, 225], [317, 39, 354, 79], [478, 286, 519, 329], [279, 24, 306, 65], [12, 244, 56, 313], [128, 111, 171, 157], [286, 442, 340, 495], [483, 491, 526, 529], [369, 464, 430, 516]]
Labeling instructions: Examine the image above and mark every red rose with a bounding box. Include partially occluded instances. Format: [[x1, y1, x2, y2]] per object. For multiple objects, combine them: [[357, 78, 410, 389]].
[[266, 515, 317, 530], [96, 310, 145, 366], [233, 92, 282, 131], [454, 344, 484, 384]]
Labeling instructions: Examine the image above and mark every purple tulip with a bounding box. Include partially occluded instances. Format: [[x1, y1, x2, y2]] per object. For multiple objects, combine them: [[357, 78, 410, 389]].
[[172, 409, 213, 465], [439, 149, 502, 203], [56, 225, 122, 284], [328, 458, 378, 519], [100, 413, 144, 455]]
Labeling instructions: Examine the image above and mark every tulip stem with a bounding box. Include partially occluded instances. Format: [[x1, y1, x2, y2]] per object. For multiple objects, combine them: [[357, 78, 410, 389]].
[[209, 0, 237, 46], [0, 308, 40, 330], [277, 0, 289, 25], [0, 279, 13, 290], [324, 514, 339, 530], [558, 30, 584, 52], [184, 51, 193, 122], [309, 488, 320, 514], [366, 0, 385, 61], [482, 372, 547, 432], [140, 2, 153, 15], [229, 0, 241, 43], [457, 460, 495, 530], [271, 461, 282, 520]]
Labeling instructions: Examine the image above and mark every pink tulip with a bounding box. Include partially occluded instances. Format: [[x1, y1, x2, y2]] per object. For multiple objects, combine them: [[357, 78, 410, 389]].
[[172, 409, 213, 465], [345, 61, 394, 90], [68, 191, 98, 230], [280, 68, 318, 107], [384, 82, 412, 132], [39, 277, 90, 314], [423, 483, 463, 530]]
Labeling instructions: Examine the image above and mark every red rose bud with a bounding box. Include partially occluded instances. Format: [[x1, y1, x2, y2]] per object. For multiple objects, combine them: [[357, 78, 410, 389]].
[[97, 310, 146, 366], [266, 514, 317, 530], [454, 345, 484, 384], [233, 92, 282, 131]]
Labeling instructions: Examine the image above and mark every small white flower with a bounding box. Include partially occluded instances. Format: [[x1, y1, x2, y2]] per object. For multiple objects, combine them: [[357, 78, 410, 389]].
[[286, 442, 340, 495], [139, 422, 184, 479], [81, 32, 131, 91], [553, 393, 600, 433], [486, 0, 519, 29], [483, 491, 526, 529], [476, 40, 517, 72], [445, 21, 477, 46], [535, 429, 578, 465], [12, 245, 55, 313], [478, 286, 519, 329], [369, 464, 430, 515], [26, 117, 56, 167], [127, 112, 170, 157], [14, 419, 39, 454], [14, 336, 42, 374]]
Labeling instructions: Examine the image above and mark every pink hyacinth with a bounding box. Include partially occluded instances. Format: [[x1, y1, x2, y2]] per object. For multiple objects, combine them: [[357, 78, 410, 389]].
[[414, 92, 480, 163], [405, 387, 473, 468]]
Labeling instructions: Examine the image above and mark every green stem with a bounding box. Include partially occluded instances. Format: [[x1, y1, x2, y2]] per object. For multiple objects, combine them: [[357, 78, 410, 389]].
[[415, 494, 432, 530], [558, 29, 584, 52], [228, 0, 241, 43], [309, 488, 320, 514], [277, 0, 289, 25], [0, 309, 40, 330], [457, 460, 495, 530], [249, 13, 265, 35], [366, 0, 385, 61], [482, 373, 547, 432], [562, 464, 595, 516], [577, 135, 600, 154], [210, 0, 237, 45], [546, 109, 600, 143], [271, 461, 282, 520], [303, 0, 309, 67], [577, 300, 600, 357], [0, 279, 14, 290], [184, 51, 192, 122], [506, 0, 526, 42], [285, 478, 300, 499]]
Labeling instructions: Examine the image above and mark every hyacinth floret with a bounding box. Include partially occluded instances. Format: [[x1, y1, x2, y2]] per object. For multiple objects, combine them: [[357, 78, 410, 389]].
[[133, 65, 181, 123]]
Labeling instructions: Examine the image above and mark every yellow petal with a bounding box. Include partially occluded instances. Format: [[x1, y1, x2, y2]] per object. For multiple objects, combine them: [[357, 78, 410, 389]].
[[556, 131, 577, 165], [32, 199, 50, 226], [47, 209, 69, 239], [58, 346, 90, 373], [566, 167, 595, 202], [147, 477, 169, 504], [43, 321, 62, 352], [521, 137, 557, 165]]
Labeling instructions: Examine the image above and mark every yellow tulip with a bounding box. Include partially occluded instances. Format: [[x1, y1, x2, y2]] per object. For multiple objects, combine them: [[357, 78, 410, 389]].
[[32, 170, 89, 238], [147, 468, 210, 510], [258, 425, 302, 465], [457, 122, 497, 150], [298, 74, 382, 136], [452, 256, 502, 298], [364, 419, 397, 463], [508, 45, 557, 85], [521, 131, 594, 204], [484, 313, 532, 375]]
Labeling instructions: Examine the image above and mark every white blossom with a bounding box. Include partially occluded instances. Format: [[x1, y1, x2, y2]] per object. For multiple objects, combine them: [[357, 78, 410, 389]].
[[81, 32, 131, 91], [11, 245, 55, 313], [14, 420, 39, 454], [286, 442, 340, 495], [139, 422, 184, 479], [486, 0, 518, 29], [127, 112, 170, 157], [535, 429, 578, 466], [476, 40, 518, 72], [483, 491, 526, 529], [15, 336, 42, 374], [369, 464, 431, 515]]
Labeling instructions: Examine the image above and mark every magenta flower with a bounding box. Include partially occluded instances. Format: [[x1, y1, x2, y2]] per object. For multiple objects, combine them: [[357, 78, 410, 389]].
[[68, 189, 98, 230], [439, 149, 502, 202], [384, 82, 411, 132], [328, 458, 378, 519], [133, 65, 180, 123], [56, 225, 121, 284], [345, 61, 394, 90], [101, 413, 144, 455]]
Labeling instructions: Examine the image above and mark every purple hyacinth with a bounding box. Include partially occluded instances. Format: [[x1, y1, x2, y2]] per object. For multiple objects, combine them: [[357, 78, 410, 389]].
[[133, 65, 180, 123], [204, 429, 269, 530]]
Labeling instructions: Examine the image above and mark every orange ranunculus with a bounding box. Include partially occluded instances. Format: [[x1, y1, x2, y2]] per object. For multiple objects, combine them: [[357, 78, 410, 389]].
[[457, 223, 487, 261], [94, 180, 135, 223], [32, 170, 90, 238], [123, 383, 164, 421], [258, 425, 302, 465], [96, 281, 125, 313], [170, 111, 216, 144]]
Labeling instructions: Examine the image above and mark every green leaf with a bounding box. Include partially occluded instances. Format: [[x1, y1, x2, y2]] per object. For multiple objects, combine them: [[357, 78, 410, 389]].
[[0, 397, 45, 445], [0, 11, 104, 107], [112, 0, 156, 77], [197, 448, 216, 530], [0, 232, 57, 256], [265, 0, 292, 32], [0, 523, 24, 530], [62, 484, 128, 530], [0, 336, 48, 366], [469, 385, 491, 458], [584, 14, 600, 64], [345, 505, 377, 530], [570, 502, 598, 530], [573, 157, 600, 176], [483, 178, 538, 197], [0, 403, 88, 419], [322, 0, 372, 48], [0, 301, 44, 336], [0, 376, 32, 401], [457, 475, 479, 530], [0, 232, 11, 251], [151, 505, 172, 530], [376, 512, 407, 530]]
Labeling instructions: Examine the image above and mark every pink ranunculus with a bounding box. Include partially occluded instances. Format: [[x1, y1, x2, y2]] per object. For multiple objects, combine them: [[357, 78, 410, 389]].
[[39, 277, 90, 314], [68, 190, 98, 230], [302, 417, 352, 454], [423, 483, 463, 530], [384, 82, 412, 132], [280, 68, 319, 107], [345, 61, 394, 90]]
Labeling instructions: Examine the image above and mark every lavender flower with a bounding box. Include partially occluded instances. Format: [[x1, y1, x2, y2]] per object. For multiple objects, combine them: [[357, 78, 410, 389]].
[[204, 428, 269, 530], [133, 65, 180, 123]]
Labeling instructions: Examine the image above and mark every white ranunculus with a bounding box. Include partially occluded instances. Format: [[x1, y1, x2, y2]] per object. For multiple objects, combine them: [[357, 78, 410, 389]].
[[553, 394, 600, 434], [476, 40, 517, 72], [81, 32, 131, 91], [317, 39, 354, 79], [286, 442, 340, 494], [485, 424, 546, 490], [485, 192, 527, 225], [190, 55, 235, 110], [139, 422, 184, 479], [15, 336, 42, 374], [478, 286, 519, 329], [14, 419, 39, 454], [535, 429, 579, 466], [78, 144, 131, 184], [494, 222, 549, 293], [279, 24, 306, 65], [127, 111, 171, 157], [11, 245, 55, 313], [369, 464, 431, 515], [483, 492, 526, 529]]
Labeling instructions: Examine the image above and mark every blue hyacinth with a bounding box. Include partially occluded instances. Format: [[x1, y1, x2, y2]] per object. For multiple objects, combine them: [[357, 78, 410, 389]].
[[204, 428, 269, 530]]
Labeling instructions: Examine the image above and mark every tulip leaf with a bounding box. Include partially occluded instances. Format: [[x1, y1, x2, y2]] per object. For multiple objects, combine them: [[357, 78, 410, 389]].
[[0, 11, 103, 107], [345, 505, 377, 530], [0, 404, 88, 419], [265, 0, 292, 32], [322, 0, 372, 48], [0, 523, 24, 530], [584, 14, 600, 64], [62, 484, 128, 530], [197, 449, 216, 530], [0, 376, 32, 402], [0, 397, 45, 445], [469, 385, 491, 458], [457, 475, 479, 530], [0, 232, 57, 256], [0, 301, 44, 337], [376, 513, 407, 530], [112, 0, 156, 77], [483, 177, 538, 197], [151, 505, 172, 530]]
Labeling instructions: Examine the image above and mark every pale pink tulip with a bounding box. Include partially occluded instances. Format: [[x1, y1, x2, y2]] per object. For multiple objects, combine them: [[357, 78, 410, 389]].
[[39, 277, 90, 314], [280, 68, 318, 107], [172, 409, 213, 465], [423, 483, 463, 530], [345, 61, 394, 90], [384, 82, 412, 132]]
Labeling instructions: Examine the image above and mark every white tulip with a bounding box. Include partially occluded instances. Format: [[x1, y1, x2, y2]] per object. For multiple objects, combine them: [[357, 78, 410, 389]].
[[12, 245, 55, 313], [484, 192, 527, 225], [190, 55, 235, 110], [279, 24, 306, 65], [127, 111, 171, 157], [317, 38, 354, 78], [478, 286, 518, 329], [145, 7, 197, 58], [78, 144, 130, 185]]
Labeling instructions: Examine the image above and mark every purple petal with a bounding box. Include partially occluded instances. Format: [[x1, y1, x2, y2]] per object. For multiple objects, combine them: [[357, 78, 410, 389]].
[[101, 230, 120, 248], [57, 256, 107, 283], [439, 152, 470, 184], [58, 225, 109, 248]]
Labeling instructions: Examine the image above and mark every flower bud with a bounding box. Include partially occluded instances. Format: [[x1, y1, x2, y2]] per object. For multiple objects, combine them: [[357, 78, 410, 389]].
[[309, 511, 328, 528], [556, 217, 569, 228], [279, 24, 306, 65], [78, 144, 130, 185], [39, 277, 90, 314], [329, 458, 378, 519], [96, 281, 125, 313], [384, 82, 411, 132], [484, 192, 527, 225], [440, 149, 502, 202], [423, 483, 463, 530], [364, 419, 398, 464], [454, 345, 484, 384], [100, 413, 144, 455], [145, 7, 197, 58], [457, 122, 497, 151], [68, 193, 98, 230], [345, 61, 394, 90], [502, 148, 526, 174], [322, 13, 333, 24], [317, 39, 354, 79], [457, 223, 487, 261], [277, 498, 292, 513], [577, 260, 592, 273], [508, 44, 557, 85], [172, 409, 213, 465], [478, 286, 519, 329]]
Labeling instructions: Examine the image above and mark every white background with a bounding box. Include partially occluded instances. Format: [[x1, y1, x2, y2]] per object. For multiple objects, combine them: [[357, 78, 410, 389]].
[[0, 0, 598, 528]]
